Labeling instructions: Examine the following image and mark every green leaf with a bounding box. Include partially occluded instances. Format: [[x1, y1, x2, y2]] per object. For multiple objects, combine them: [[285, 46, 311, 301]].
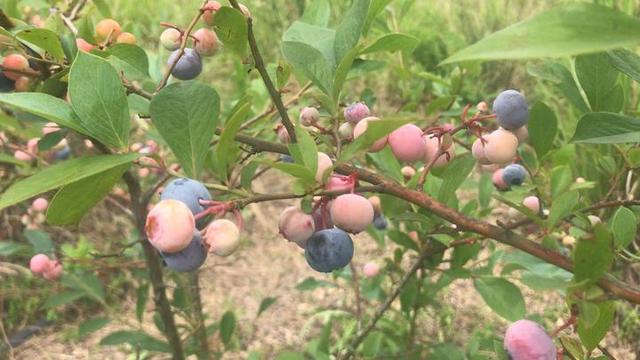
[[559, 336, 585, 360], [577, 301, 615, 351], [93, 0, 113, 17], [136, 283, 149, 323], [437, 154, 475, 202], [260, 161, 315, 183], [361, 33, 418, 55], [574, 225, 614, 286], [528, 101, 557, 158], [215, 7, 248, 56], [37, 131, 67, 152], [44, 290, 85, 308], [288, 127, 318, 175], [16, 28, 65, 62], [300, 0, 331, 27], [572, 112, 640, 144], [0, 242, 29, 256], [46, 163, 131, 225], [100, 330, 171, 353], [107, 43, 149, 76], [442, 3, 640, 64], [575, 53, 622, 112], [257, 297, 278, 318], [527, 62, 589, 113], [363, 0, 391, 35], [387, 229, 419, 251], [78, 318, 110, 338], [219, 311, 236, 347], [0, 93, 88, 135], [62, 272, 106, 305], [608, 49, 640, 83], [150, 81, 220, 177], [0, 154, 139, 211], [334, 0, 370, 63], [547, 190, 579, 228], [24, 230, 54, 254], [295, 277, 337, 291], [611, 207, 637, 249], [339, 118, 412, 161], [217, 100, 251, 180], [473, 277, 526, 321], [69, 51, 130, 149], [333, 45, 362, 101]]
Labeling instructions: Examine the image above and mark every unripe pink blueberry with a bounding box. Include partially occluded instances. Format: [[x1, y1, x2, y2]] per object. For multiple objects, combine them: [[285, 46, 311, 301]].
[[203, 219, 240, 256], [31, 197, 48, 212], [388, 124, 425, 163], [330, 194, 374, 234], [477, 101, 489, 113], [138, 168, 150, 178], [76, 38, 96, 52], [353, 117, 388, 152], [27, 138, 39, 154], [504, 319, 556, 360], [202, 1, 222, 25], [492, 169, 509, 190], [42, 122, 60, 135], [362, 262, 380, 278], [484, 129, 518, 164], [29, 254, 52, 274], [423, 135, 455, 167], [338, 122, 354, 140], [145, 199, 195, 253], [368, 196, 381, 213], [2, 54, 29, 80], [116, 32, 137, 45], [510, 126, 528, 144], [238, 4, 252, 18], [316, 152, 333, 183], [401, 166, 416, 179], [278, 206, 315, 248], [95, 19, 122, 43], [193, 28, 219, 57], [14, 150, 32, 162], [522, 196, 540, 213], [160, 28, 182, 51], [472, 138, 491, 165], [299, 107, 320, 126], [131, 142, 143, 152], [408, 231, 419, 242], [42, 261, 63, 281], [562, 235, 576, 247], [325, 175, 351, 193], [277, 126, 291, 143], [344, 102, 370, 124]]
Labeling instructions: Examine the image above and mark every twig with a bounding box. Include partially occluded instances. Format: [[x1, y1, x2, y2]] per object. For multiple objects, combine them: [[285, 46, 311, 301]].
[[239, 82, 312, 131], [228, 0, 297, 142]]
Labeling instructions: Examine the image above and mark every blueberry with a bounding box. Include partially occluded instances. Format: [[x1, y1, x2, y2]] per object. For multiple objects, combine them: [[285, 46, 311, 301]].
[[493, 90, 529, 130], [0, 73, 15, 93], [305, 228, 354, 273], [160, 178, 211, 228], [55, 145, 71, 160], [161, 232, 207, 272], [279, 154, 294, 163], [168, 48, 202, 80], [373, 214, 388, 230], [502, 164, 527, 187]]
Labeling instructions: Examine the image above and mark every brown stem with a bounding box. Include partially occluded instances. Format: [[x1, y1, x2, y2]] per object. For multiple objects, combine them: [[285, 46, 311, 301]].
[[228, 0, 297, 142]]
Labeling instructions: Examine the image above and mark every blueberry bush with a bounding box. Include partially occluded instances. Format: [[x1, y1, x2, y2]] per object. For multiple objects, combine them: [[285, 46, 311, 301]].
[[1, 0, 640, 359]]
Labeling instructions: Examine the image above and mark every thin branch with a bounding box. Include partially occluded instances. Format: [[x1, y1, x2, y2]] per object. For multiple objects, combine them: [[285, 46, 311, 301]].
[[228, 0, 297, 142], [239, 81, 312, 131]]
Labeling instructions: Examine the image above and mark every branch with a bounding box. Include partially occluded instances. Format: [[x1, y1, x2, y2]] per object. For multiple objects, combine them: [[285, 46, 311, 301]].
[[228, 0, 297, 142]]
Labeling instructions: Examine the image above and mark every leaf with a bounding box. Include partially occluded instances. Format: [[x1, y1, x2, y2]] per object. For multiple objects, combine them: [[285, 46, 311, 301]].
[[611, 207, 637, 249], [107, 43, 149, 76], [527, 62, 589, 113], [136, 283, 149, 323], [295, 277, 337, 291], [219, 311, 236, 347], [217, 101, 251, 179], [44, 290, 85, 308], [150, 81, 220, 177], [473, 277, 526, 321], [0, 242, 29, 256], [437, 154, 476, 202], [0, 93, 88, 135], [100, 330, 171, 353], [574, 225, 614, 286], [62, 272, 106, 305], [577, 301, 615, 351], [215, 7, 248, 56], [334, 0, 370, 63], [0, 154, 139, 211], [559, 336, 585, 360], [547, 190, 579, 228], [361, 33, 418, 55], [78, 318, 110, 338], [333, 45, 362, 102], [257, 297, 277, 318], [69, 51, 130, 149], [46, 163, 131, 225], [288, 127, 318, 175], [37, 131, 67, 152], [575, 53, 622, 112], [387, 229, 419, 251], [528, 101, 557, 158], [339, 118, 412, 161], [363, 0, 392, 35], [301, 0, 331, 27], [442, 3, 640, 64], [24, 230, 54, 254], [260, 161, 315, 183], [572, 112, 640, 144], [608, 49, 640, 82], [16, 28, 65, 62]]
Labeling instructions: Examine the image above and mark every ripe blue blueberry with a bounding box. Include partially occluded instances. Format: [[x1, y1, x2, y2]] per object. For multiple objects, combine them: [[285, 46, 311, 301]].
[[305, 228, 354, 273], [161, 232, 207, 272], [493, 90, 529, 130], [55, 145, 71, 160], [0, 73, 15, 92], [373, 214, 388, 230], [168, 48, 202, 80], [502, 164, 527, 187], [279, 154, 294, 163], [161, 178, 211, 228]]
